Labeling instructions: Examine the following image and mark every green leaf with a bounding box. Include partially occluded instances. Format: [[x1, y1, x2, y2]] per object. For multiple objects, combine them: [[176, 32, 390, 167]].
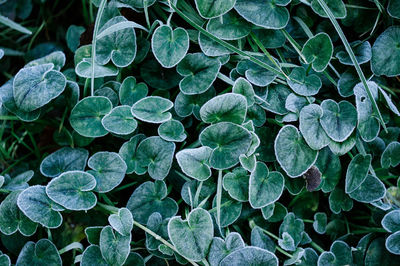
[[126, 180, 178, 224], [260, 84, 291, 115], [17, 185, 63, 229], [200, 93, 247, 124], [313, 212, 327, 234], [152, 25, 189, 68], [206, 11, 252, 40], [40, 147, 89, 178], [131, 96, 173, 123], [198, 32, 232, 57], [232, 77, 255, 107], [81, 245, 108, 266], [311, 0, 346, 19], [349, 174, 386, 203], [158, 119, 187, 142], [301, 33, 333, 72], [320, 99, 357, 142], [388, 0, 400, 19], [0, 252, 10, 266], [46, 171, 97, 211], [287, 67, 322, 96], [66, 25, 85, 52], [338, 70, 358, 97], [315, 147, 341, 193], [299, 104, 330, 150], [329, 188, 353, 214], [0, 192, 37, 236], [328, 133, 356, 156], [278, 232, 295, 251], [174, 87, 215, 118], [16, 239, 61, 266], [13, 64, 66, 111], [25, 51, 66, 71], [220, 246, 278, 266], [249, 162, 284, 208], [212, 191, 242, 227], [108, 208, 133, 236], [286, 93, 310, 115], [177, 53, 221, 95], [317, 240, 352, 266], [371, 26, 400, 77], [279, 213, 304, 248], [223, 167, 249, 202], [345, 154, 371, 194], [200, 122, 252, 170], [119, 134, 146, 174], [94, 87, 119, 107], [168, 208, 213, 261], [75, 58, 119, 78], [136, 136, 175, 180], [2, 170, 34, 191], [87, 152, 127, 193], [119, 76, 148, 106], [102, 105, 138, 135], [96, 16, 136, 67], [275, 125, 319, 177], [251, 226, 275, 252], [85, 227, 103, 245], [382, 210, 400, 233], [354, 81, 380, 142], [140, 59, 181, 90], [234, 0, 290, 29], [100, 226, 131, 265], [381, 142, 400, 168], [237, 58, 278, 87], [70, 96, 113, 138], [208, 232, 245, 266], [195, 0, 236, 19], [336, 41, 371, 66], [386, 231, 400, 255], [176, 147, 212, 181]]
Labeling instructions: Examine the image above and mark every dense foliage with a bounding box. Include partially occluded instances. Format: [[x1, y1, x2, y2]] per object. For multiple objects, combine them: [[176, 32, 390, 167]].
[[1, 0, 400, 265]]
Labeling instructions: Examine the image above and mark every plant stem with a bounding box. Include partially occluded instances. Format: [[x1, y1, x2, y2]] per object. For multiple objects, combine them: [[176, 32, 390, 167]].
[[216, 170, 223, 236]]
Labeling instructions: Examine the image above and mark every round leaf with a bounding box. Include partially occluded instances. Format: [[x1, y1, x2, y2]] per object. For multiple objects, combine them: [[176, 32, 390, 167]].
[[381, 142, 400, 168], [16, 239, 61, 266], [220, 246, 278, 266], [119, 76, 148, 106], [176, 147, 212, 181], [301, 33, 333, 72], [200, 93, 247, 124], [131, 96, 173, 123], [206, 11, 252, 40], [299, 104, 330, 150], [118, 134, 147, 175], [388, 0, 400, 19], [102, 105, 138, 135], [386, 231, 400, 255], [158, 119, 187, 142], [195, 0, 236, 19], [287, 67, 322, 96], [311, 0, 346, 19], [348, 174, 386, 203]]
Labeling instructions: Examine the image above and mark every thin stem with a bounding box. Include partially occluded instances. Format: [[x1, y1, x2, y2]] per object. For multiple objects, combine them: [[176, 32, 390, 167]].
[[216, 170, 223, 236], [276, 246, 293, 258], [310, 241, 325, 253], [217, 73, 235, 86], [315, 0, 387, 132]]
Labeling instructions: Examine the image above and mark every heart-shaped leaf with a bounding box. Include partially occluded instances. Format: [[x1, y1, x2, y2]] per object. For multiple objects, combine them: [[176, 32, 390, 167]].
[[109, 208, 133, 236], [46, 171, 97, 211], [198, 32, 233, 57], [126, 180, 178, 224], [176, 146, 212, 181], [131, 96, 173, 123], [17, 185, 63, 228], [212, 191, 242, 227], [317, 240, 353, 266], [158, 119, 187, 142], [96, 16, 136, 68], [348, 174, 386, 203], [311, 0, 346, 19], [279, 213, 304, 248], [300, 104, 330, 150], [220, 246, 278, 266], [345, 154, 371, 194], [338, 70, 358, 97], [16, 239, 61, 266], [119, 134, 147, 175], [382, 210, 400, 233], [208, 232, 245, 266], [278, 232, 295, 251], [102, 105, 138, 135], [328, 133, 356, 156], [13, 64, 66, 111], [195, 0, 236, 19], [136, 136, 175, 180], [119, 76, 148, 106], [302, 33, 333, 72], [0, 191, 37, 236], [329, 188, 353, 214], [320, 99, 357, 142], [237, 58, 278, 87], [87, 152, 127, 193], [371, 26, 400, 77], [287, 67, 322, 96], [259, 84, 291, 115], [313, 212, 327, 234], [177, 53, 221, 95], [168, 208, 214, 261], [381, 142, 400, 168], [200, 122, 252, 170], [40, 147, 89, 178], [223, 167, 249, 202], [69, 96, 112, 138], [100, 226, 131, 265], [275, 125, 318, 177], [234, 0, 290, 29], [152, 25, 189, 68], [81, 245, 108, 266], [251, 226, 275, 252], [94, 87, 118, 107], [206, 11, 252, 40], [386, 231, 400, 255], [249, 162, 284, 208], [200, 93, 247, 124]]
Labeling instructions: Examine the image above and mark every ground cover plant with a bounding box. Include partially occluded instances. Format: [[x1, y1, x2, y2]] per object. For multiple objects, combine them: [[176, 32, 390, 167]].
[[0, 0, 400, 265]]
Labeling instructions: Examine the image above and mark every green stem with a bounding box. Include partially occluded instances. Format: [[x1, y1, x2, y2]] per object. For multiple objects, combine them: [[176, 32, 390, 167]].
[[276, 246, 293, 258], [315, 0, 387, 132], [310, 241, 325, 254], [216, 170, 223, 235], [217, 73, 234, 86]]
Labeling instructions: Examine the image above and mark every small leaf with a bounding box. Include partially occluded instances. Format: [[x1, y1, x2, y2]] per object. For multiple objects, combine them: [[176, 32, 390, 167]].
[[17, 185, 63, 229], [108, 208, 133, 236], [251, 226, 275, 252], [249, 162, 284, 208], [349, 174, 386, 203], [40, 147, 89, 178], [102, 105, 138, 135], [287, 67, 322, 96], [237, 58, 278, 87], [69, 96, 113, 138], [311, 0, 346, 19], [2, 170, 34, 191], [220, 246, 278, 266], [158, 119, 187, 142], [152, 25, 189, 68], [313, 212, 327, 234], [13, 64, 66, 111], [211, 191, 242, 227], [200, 93, 247, 124], [168, 208, 214, 261], [131, 96, 173, 123], [87, 152, 127, 193], [386, 231, 400, 255], [46, 171, 97, 211], [16, 239, 61, 266], [223, 167, 249, 202], [381, 142, 400, 168], [388, 0, 400, 19], [345, 154, 371, 194], [208, 232, 245, 266], [259, 84, 291, 115], [232, 77, 255, 107], [329, 188, 353, 214], [317, 240, 352, 266], [278, 232, 295, 251], [275, 125, 319, 178], [126, 180, 178, 224], [299, 104, 330, 150], [66, 25, 85, 52], [315, 147, 341, 193], [75, 58, 119, 78], [174, 87, 215, 118], [119, 134, 146, 175], [302, 33, 333, 72], [176, 147, 213, 181], [25, 51, 66, 71], [81, 245, 108, 266], [195, 0, 236, 19], [119, 76, 148, 106], [382, 210, 400, 233], [140, 59, 181, 90], [100, 226, 131, 265], [279, 213, 305, 248]]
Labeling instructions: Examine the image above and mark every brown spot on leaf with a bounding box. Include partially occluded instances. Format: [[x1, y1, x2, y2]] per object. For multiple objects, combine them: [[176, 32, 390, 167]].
[[304, 166, 322, 192]]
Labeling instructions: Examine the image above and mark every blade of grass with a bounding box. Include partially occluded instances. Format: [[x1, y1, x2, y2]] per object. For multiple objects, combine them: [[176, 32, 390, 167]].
[[0, 15, 32, 35], [315, 0, 387, 132]]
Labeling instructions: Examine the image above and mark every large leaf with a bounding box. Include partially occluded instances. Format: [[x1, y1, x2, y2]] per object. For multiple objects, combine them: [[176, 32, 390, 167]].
[[81, 245, 108, 266], [16, 239, 61, 266], [200, 93, 247, 124], [348, 174, 386, 203], [386, 231, 400, 255], [195, 0, 236, 19]]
